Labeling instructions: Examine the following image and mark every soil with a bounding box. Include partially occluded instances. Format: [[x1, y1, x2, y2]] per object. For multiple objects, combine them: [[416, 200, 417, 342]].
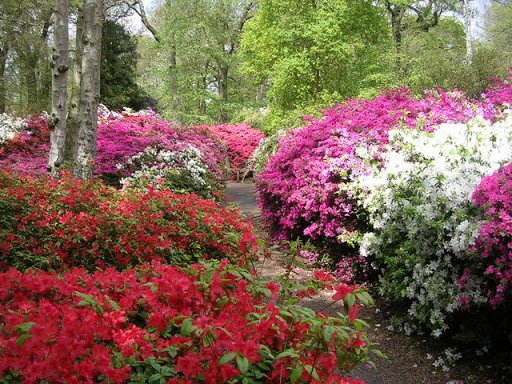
[[223, 181, 511, 384]]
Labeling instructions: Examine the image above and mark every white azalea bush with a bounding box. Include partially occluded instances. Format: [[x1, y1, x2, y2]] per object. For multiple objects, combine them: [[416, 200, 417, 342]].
[[0, 113, 26, 145], [359, 112, 512, 337], [119, 145, 221, 198]]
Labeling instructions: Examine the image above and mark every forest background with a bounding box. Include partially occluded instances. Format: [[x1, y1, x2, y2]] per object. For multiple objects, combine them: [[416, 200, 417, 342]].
[[0, 0, 510, 134]]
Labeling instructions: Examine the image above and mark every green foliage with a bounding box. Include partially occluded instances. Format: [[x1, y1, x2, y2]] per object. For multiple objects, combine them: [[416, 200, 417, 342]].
[[241, 0, 390, 134], [139, 0, 257, 124], [100, 20, 150, 110]]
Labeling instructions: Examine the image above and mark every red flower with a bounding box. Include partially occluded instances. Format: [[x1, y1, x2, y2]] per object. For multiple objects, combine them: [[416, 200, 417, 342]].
[[332, 283, 355, 301]]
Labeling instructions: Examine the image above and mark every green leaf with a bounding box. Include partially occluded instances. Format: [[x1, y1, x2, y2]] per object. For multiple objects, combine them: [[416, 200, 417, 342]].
[[275, 349, 299, 360], [180, 318, 195, 336], [105, 295, 121, 311], [16, 333, 31, 347], [345, 293, 356, 309], [14, 322, 35, 334], [218, 352, 237, 365], [290, 363, 303, 383], [148, 373, 161, 384], [304, 365, 321, 382], [236, 354, 250, 375]]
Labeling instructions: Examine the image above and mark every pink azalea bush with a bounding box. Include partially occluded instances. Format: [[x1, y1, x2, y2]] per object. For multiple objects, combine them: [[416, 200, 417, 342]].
[[0, 115, 49, 174], [0, 110, 230, 195], [471, 161, 512, 307], [195, 124, 265, 173], [257, 88, 478, 279], [480, 71, 512, 121]]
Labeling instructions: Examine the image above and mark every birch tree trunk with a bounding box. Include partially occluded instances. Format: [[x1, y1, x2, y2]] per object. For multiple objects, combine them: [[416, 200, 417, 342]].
[[74, 0, 104, 179], [48, 0, 69, 176], [463, 0, 473, 65], [65, 2, 84, 163]]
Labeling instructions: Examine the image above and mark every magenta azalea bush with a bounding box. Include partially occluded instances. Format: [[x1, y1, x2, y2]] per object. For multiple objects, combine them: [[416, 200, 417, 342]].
[[195, 124, 265, 173], [0, 115, 50, 174], [481, 72, 512, 121], [0, 110, 231, 196], [472, 161, 512, 307], [257, 88, 478, 279]]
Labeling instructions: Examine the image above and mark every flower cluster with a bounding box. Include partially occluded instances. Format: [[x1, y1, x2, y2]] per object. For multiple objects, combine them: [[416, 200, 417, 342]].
[[472, 161, 512, 307], [480, 71, 512, 121], [195, 123, 265, 173], [96, 114, 228, 182], [0, 115, 50, 174], [119, 144, 221, 199], [359, 113, 512, 335], [0, 260, 373, 383], [0, 113, 26, 146], [0, 170, 256, 272], [257, 89, 478, 279]]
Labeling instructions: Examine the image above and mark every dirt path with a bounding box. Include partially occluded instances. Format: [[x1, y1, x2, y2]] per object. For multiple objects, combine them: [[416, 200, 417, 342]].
[[224, 182, 505, 384]]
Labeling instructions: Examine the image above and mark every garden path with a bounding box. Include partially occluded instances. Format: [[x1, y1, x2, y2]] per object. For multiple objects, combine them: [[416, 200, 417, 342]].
[[223, 182, 500, 384]]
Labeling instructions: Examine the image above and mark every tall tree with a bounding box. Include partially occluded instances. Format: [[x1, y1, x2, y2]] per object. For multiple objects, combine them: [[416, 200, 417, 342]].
[[100, 19, 148, 110], [0, 0, 54, 113], [141, 0, 256, 124], [241, 0, 390, 131], [74, 0, 104, 179]]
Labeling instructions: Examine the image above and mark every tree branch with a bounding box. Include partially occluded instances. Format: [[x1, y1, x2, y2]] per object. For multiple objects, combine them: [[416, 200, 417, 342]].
[[126, 0, 160, 42]]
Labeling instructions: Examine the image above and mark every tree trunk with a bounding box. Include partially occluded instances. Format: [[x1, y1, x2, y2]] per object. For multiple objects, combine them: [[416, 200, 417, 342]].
[[463, 0, 473, 65], [0, 46, 8, 113], [27, 65, 39, 113], [218, 64, 228, 123], [74, 0, 104, 179], [65, 2, 84, 163], [48, 0, 69, 176]]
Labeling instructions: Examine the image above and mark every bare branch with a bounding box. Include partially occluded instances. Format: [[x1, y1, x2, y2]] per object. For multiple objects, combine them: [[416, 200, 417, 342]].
[[126, 0, 161, 42]]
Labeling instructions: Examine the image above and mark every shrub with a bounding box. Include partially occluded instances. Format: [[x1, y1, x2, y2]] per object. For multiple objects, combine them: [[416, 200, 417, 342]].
[[257, 88, 478, 281], [0, 113, 26, 146], [119, 145, 222, 199], [0, 171, 256, 272], [0, 261, 374, 383], [359, 112, 512, 336], [96, 113, 228, 184], [480, 71, 512, 121], [195, 124, 265, 173], [471, 161, 512, 307], [249, 129, 287, 175], [0, 115, 49, 174]]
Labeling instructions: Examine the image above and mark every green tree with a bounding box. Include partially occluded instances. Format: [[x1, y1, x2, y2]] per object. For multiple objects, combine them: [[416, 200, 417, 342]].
[[483, 0, 512, 68], [100, 19, 149, 110], [241, 0, 390, 132], [0, 0, 53, 113], [139, 0, 257, 124]]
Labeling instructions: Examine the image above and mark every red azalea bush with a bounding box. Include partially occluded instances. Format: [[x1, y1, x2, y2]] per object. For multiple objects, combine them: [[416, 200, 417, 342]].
[[0, 261, 373, 384], [256, 89, 478, 279], [196, 124, 265, 172], [0, 171, 256, 272], [471, 161, 512, 307]]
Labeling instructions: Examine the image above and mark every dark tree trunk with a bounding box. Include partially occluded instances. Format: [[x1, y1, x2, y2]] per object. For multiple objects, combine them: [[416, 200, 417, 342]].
[[218, 64, 228, 123], [0, 46, 8, 113]]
